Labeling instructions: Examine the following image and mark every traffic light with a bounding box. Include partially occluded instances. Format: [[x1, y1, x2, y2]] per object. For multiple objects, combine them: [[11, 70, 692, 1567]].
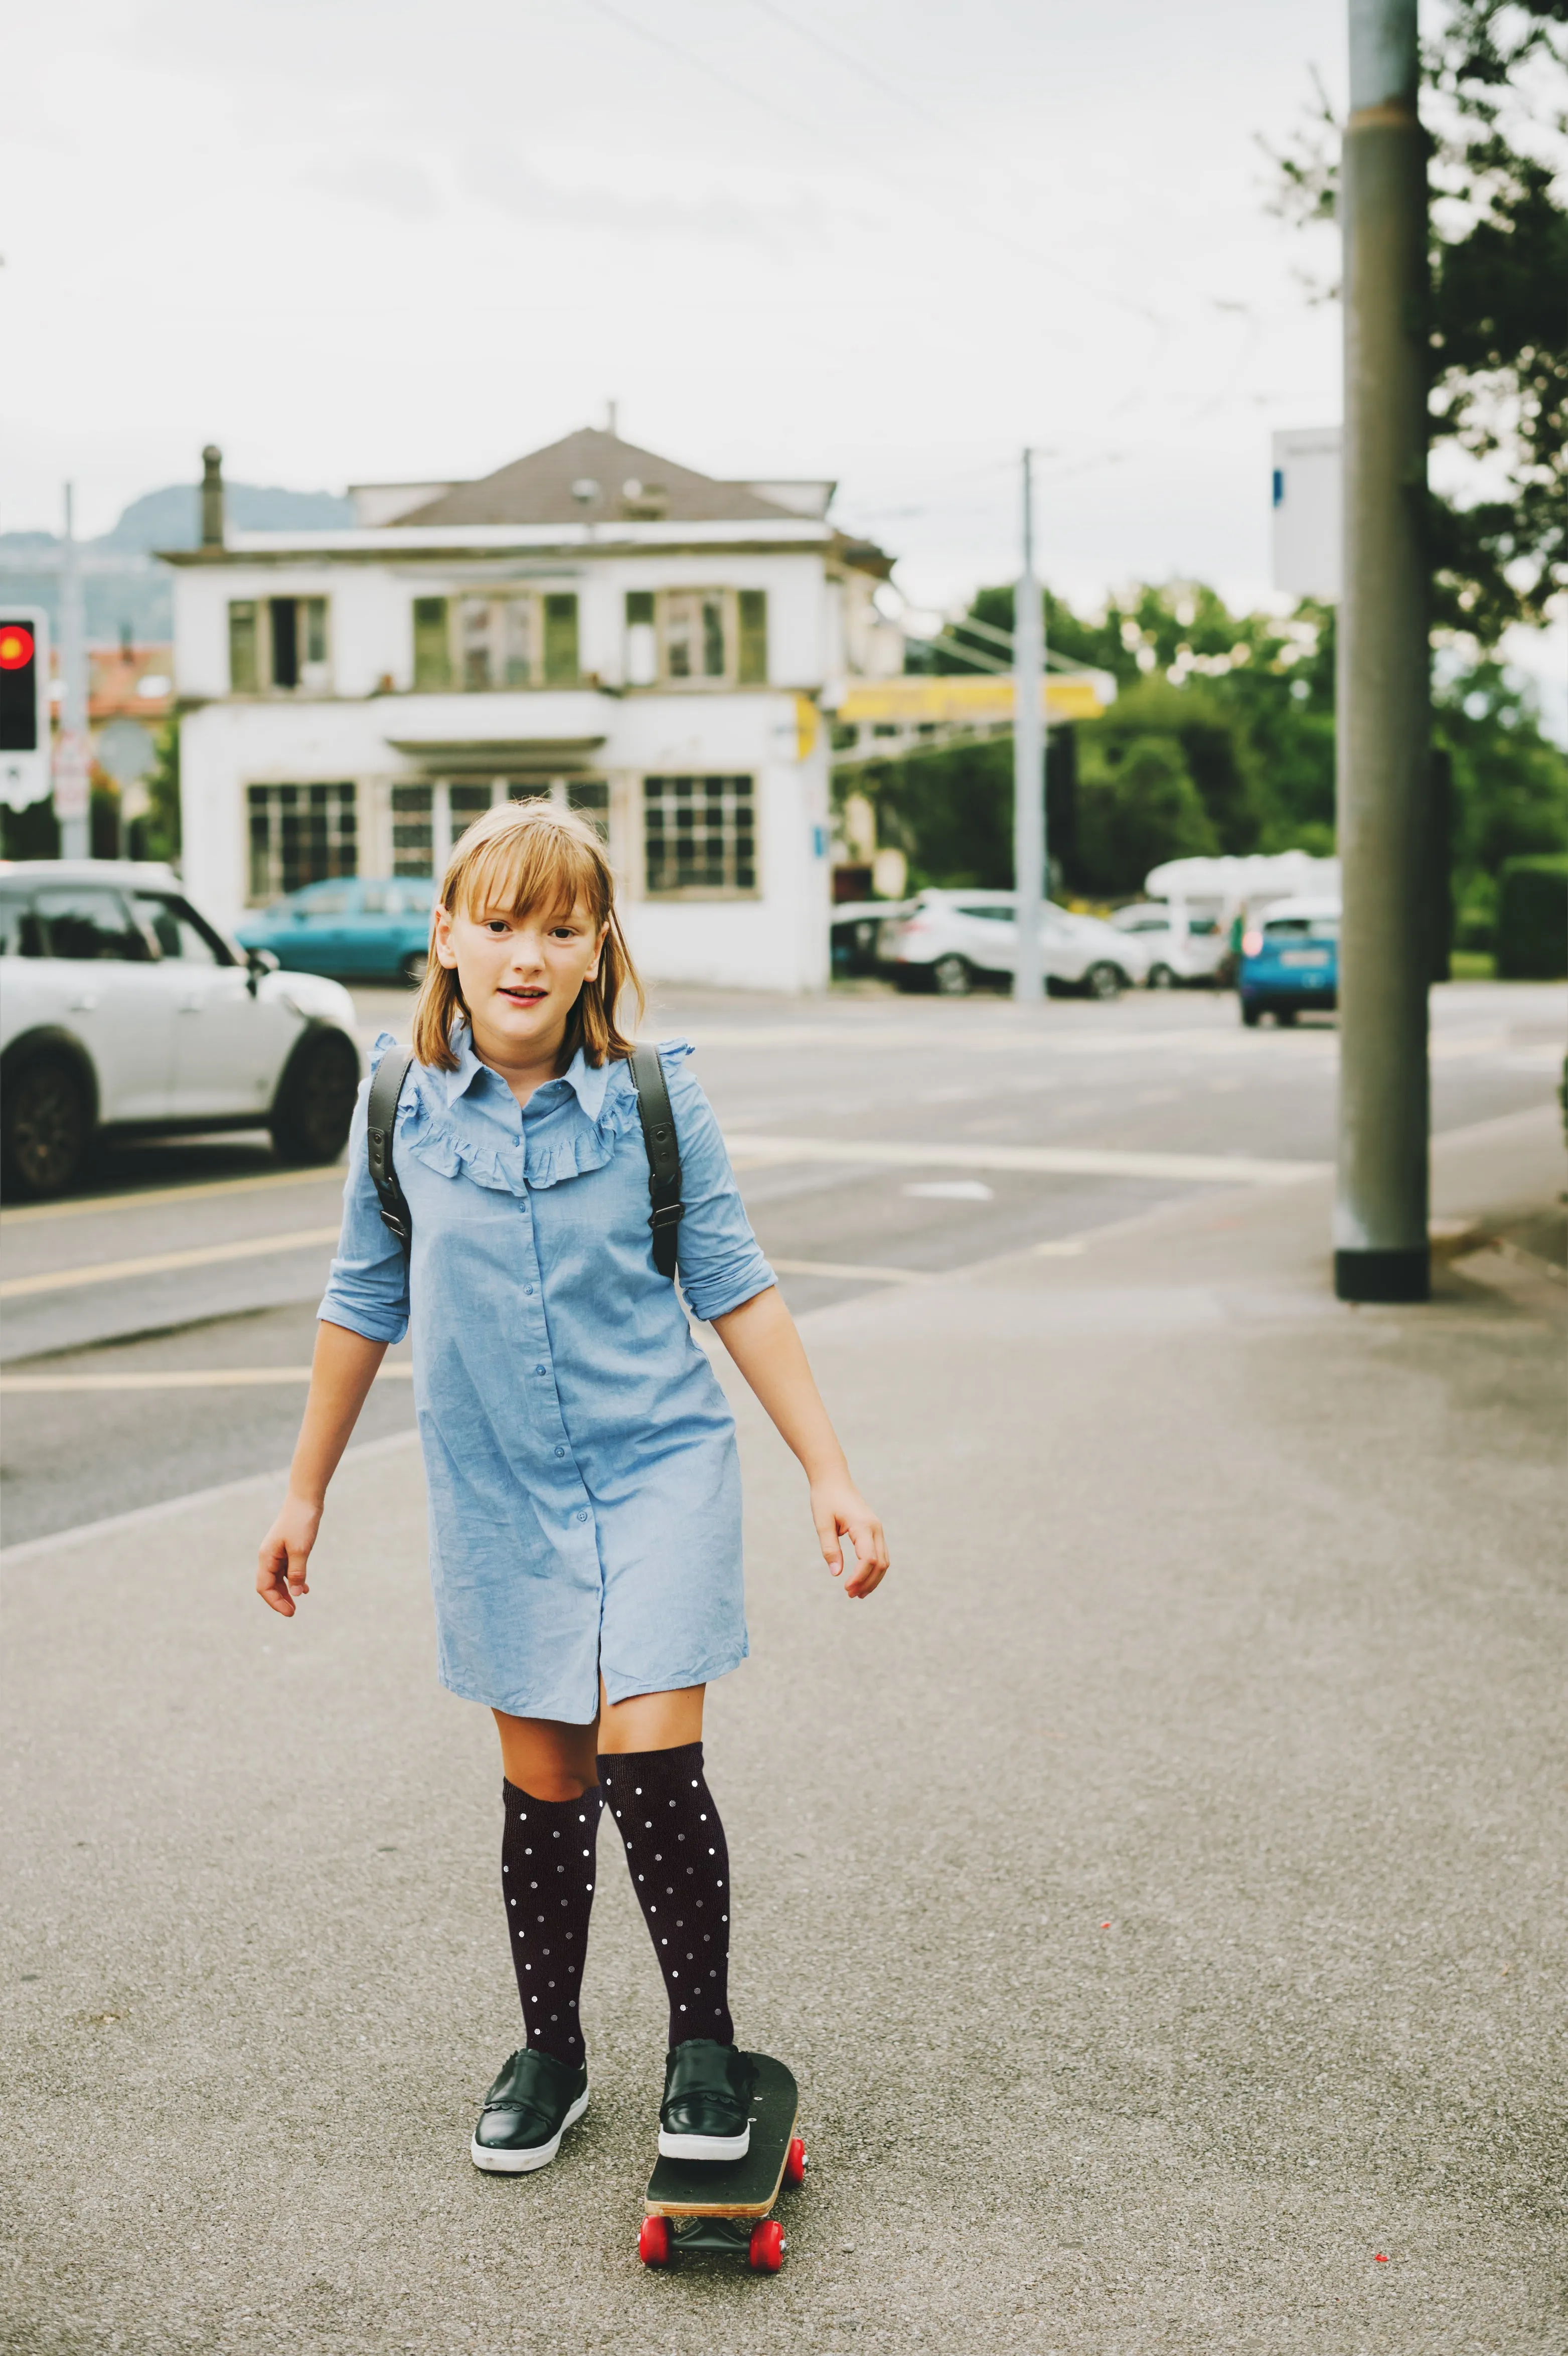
[[0, 618, 40, 750], [0, 608, 51, 811]]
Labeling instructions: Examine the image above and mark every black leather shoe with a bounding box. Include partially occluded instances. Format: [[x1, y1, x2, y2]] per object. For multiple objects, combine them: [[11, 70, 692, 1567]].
[[470, 2047, 588, 2174], [658, 2039, 758, 2161]]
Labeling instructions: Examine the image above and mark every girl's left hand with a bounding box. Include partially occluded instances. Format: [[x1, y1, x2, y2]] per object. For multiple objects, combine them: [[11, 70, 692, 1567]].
[[810, 1477, 890, 1599]]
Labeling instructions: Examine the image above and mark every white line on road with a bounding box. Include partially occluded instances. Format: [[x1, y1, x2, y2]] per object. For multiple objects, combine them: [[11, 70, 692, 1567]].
[[721, 1134, 1327, 1185], [0, 1225, 343, 1300], [0, 1164, 346, 1228], [0, 1428, 421, 1566], [0, 1364, 414, 1393]]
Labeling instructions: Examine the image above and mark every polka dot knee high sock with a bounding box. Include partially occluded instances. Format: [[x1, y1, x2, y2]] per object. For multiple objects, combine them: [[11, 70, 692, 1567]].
[[500, 1778, 601, 2070], [598, 1742, 734, 2049]]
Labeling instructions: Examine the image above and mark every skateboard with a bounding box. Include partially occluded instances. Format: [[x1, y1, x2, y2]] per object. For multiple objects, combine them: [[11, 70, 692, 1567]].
[[638, 2054, 806, 2272]]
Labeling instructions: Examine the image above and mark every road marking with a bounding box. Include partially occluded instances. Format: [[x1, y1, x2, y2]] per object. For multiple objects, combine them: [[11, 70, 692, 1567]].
[[0, 1364, 413, 1393], [721, 1134, 1326, 1185], [0, 1225, 343, 1300], [0, 1165, 346, 1228], [0, 1428, 421, 1566], [768, 1256, 932, 1284]]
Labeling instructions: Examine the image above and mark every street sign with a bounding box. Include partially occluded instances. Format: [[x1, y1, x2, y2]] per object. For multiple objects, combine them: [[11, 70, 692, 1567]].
[[52, 727, 91, 819], [0, 607, 51, 810]]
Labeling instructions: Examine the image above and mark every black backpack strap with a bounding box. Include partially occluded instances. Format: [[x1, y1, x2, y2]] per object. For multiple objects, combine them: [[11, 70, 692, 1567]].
[[628, 1042, 683, 1280], [366, 1044, 416, 1253]]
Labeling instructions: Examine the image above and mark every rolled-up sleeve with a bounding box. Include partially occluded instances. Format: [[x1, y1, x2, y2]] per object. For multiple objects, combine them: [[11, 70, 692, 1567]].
[[318, 1072, 411, 1343], [665, 1060, 775, 1324]]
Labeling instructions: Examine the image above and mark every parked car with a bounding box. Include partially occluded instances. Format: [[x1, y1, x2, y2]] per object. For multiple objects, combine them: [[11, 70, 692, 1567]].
[[1109, 900, 1228, 988], [830, 897, 917, 978], [0, 859, 362, 1199], [889, 888, 1146, 998], [1237, 896, 1340, 1025], [236, 876, 435, 985]]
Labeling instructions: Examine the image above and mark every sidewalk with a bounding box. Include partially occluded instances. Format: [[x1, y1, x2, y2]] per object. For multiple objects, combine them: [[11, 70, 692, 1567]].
[[4, 1108, 1564, 2355]]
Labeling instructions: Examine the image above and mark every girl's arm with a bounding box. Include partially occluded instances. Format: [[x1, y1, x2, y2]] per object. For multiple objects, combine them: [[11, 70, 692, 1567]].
[[712, 1286, 889, 1598], [255, 1321, 388, 1616]]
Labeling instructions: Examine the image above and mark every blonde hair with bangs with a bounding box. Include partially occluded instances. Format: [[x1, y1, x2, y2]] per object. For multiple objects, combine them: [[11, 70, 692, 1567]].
[[411, 800, 644, 1073]]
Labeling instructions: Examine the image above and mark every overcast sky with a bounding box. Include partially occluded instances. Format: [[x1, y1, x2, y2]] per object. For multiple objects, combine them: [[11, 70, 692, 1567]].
[[11, 0, 1557, 718]]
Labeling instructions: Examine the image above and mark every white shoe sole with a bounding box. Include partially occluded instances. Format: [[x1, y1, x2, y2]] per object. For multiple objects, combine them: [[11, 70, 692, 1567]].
[[658, 2121, 751, 2162], [470, 2086, 589, 2173]]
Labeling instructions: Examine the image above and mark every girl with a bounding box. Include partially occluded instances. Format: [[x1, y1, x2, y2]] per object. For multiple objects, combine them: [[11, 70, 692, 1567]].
[[256, 801, 889, 2176]]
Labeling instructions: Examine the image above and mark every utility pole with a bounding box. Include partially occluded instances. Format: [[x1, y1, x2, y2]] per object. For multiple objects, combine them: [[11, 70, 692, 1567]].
[[55, 483, 91, 861], [1013, 447, 1045, 1002], [1334, 0, 1431, 1302]]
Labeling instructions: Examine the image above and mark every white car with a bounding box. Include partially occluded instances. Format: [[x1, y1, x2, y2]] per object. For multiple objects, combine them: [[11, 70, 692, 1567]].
[[889, 888, 1147, 998], [0, 859, 362, 1198], [1109, 901, 1229, 988]]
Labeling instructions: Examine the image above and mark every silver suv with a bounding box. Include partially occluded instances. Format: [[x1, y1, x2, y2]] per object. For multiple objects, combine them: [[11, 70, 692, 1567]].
[[0, 859, 362, 1198]]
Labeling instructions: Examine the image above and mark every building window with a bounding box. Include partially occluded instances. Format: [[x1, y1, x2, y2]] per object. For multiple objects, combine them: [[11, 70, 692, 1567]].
[[412, 598, 450, 690], [624, 591, 657, 686], [408, 592, 578, 690], [644, 775, 756, 896], [543, 594, 579, 686], [228, 598, 331, 694], [737, 588, 768, 684], [624, 590, 768, 689], [247, 782, 357, 902], [391, 782, 433, 878], [664, 591, 727, 682], [229, 601, 259, 692]]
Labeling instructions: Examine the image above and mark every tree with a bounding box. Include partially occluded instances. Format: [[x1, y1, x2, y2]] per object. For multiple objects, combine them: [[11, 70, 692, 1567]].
[[1076, 734, 1218, 895], [138, 719, 181, 864], [1267, 0, 1568, 639]]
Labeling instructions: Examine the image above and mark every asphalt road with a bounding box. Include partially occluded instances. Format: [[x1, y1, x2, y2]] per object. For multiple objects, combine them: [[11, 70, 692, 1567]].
[[1, 978, 1561, 1549], [4, 1088, 1563, 2356]]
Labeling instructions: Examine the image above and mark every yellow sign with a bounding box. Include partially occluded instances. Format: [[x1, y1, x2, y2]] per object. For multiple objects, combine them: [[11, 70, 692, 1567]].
[[795, 692, 820, 761], [837, 673, 1104, 727]]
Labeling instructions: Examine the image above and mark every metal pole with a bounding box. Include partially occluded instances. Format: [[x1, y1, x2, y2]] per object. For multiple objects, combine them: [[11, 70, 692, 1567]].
[[57, 484, 91, 861], [1013, 447, 1044, 1002], [1334, 0, 1430, 1302]]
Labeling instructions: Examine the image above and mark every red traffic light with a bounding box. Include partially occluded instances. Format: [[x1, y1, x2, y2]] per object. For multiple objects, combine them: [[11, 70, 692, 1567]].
[[0, 623, 35, 671]]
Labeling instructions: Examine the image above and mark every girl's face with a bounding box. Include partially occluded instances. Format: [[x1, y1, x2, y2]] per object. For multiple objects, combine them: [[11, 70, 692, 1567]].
[[434, 893, 607, 1065]]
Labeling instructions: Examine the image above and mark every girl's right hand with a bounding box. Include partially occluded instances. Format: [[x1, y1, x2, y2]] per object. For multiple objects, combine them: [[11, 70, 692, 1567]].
[[256, 1492, 323, 1617]]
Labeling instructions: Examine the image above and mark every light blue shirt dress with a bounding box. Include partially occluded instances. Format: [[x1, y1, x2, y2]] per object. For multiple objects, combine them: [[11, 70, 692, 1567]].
[[318, 1030, 775, 1723]]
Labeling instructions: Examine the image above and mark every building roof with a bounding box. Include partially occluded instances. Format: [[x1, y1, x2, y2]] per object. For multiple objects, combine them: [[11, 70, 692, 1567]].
[[88, 643, 175, 721], [396, 427, 810, 530]]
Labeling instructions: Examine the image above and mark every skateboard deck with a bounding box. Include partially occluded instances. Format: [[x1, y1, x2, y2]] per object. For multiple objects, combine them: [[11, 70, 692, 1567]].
[[639, 2054, 804, 2269]]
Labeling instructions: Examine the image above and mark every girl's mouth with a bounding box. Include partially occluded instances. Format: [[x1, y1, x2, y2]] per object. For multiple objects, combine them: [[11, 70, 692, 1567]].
[[499, 986, 547, 1005]]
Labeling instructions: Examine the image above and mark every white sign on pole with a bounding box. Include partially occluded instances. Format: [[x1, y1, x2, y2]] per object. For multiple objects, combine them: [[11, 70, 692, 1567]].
[[1271, 427, 1342, 600], [53, 728, 91, 819]]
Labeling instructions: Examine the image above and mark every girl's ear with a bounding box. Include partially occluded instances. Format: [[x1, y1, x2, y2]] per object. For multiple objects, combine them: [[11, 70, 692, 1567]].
[[433, 903, 460, 971], [583, 919, 609, 984]]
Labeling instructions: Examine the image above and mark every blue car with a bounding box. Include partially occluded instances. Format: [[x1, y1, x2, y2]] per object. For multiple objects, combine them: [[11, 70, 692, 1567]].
[[237, 876, 435, 984], [1239, 896, 1340, 1026]]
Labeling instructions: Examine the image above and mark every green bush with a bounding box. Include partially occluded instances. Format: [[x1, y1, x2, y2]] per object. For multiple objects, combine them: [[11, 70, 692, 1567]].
[[1496, 855, 1568, 978]]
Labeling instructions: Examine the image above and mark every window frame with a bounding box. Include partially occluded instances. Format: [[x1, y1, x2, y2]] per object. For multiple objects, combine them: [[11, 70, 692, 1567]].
[[622, 589, 769, 690], [246, 781, 359, 904], [642, 773, 760, 901], [227, 596, 333, 695], [408, 590, 580, 692]]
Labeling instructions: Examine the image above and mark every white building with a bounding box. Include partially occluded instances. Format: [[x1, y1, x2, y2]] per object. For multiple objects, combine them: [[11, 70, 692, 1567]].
[[169, 427, 901, 992]]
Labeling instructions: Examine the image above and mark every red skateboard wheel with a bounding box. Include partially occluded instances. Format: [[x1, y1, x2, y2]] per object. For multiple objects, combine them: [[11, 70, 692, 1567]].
[[638, 2215, 672, 2267], [748, 2218, 785, 2272], [785, 2136, 807, 2187]]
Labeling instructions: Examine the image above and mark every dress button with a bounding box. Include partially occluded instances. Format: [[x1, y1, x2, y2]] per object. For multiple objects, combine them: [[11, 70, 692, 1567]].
[[534, 1364, 546, 1376], [576, 1510, 589, 1524], [554, 1446, 566, 1459], [525, 1285, 535, 1296]]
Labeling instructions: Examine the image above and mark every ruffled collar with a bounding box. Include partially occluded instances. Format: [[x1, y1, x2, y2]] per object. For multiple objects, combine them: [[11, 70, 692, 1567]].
[[373, 1030, 691, 1197]]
